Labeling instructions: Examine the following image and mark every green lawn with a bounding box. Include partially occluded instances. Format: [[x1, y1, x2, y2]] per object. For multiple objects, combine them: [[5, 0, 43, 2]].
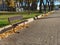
[[0, 12, 40, 27]]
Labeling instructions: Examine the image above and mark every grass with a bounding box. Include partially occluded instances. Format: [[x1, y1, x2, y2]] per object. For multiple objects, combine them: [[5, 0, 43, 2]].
[[0, 12, 40, 27]]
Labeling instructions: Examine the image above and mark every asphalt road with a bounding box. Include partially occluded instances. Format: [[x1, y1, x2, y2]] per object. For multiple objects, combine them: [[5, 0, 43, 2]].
[[0, 10, 60, 45]]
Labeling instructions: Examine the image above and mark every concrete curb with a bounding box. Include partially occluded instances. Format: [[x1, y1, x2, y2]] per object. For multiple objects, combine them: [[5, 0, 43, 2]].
[[0, 18, 34, 31], [0, 11, 55, 32]]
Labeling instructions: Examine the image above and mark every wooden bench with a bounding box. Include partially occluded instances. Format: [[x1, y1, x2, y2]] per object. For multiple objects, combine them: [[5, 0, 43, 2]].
[[8, 15, 28, 33]]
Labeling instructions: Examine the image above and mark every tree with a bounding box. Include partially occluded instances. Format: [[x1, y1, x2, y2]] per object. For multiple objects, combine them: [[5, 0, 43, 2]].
[[39, 0, 46, 13], [9, 0, 15, 7], [25, 0, 30, 10], [31, 0, 37, 10], [43, 0, 47, 13], [50, 0, 54, 11], [6, 0, 15, 11], [46, 0, 51, 11]]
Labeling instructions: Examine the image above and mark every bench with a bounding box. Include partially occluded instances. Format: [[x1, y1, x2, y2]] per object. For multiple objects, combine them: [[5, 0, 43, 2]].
[[0, 15, 28, 34], [8, 15, 28, 33]]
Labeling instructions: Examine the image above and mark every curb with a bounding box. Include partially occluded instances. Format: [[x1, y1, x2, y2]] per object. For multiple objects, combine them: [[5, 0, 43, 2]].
[[0, 18, 34, 31]]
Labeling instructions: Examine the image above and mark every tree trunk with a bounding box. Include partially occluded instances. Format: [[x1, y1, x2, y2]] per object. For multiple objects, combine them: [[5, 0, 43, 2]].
[[39, 0, 43, 13], [31, 1, 37, 11], [46, 0, 51, 11], [50, 0, 54, 11]]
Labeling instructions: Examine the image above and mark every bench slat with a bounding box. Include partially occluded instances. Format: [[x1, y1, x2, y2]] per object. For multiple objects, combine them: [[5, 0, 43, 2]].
[[8, 16, 23, 22]]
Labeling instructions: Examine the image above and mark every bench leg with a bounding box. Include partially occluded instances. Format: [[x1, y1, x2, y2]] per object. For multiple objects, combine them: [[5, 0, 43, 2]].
[[23, 22, 25, 27], [23, 22, 29, 28], [11, 25, 16, 33], [12, 26, 20, 33], [12, 28, 16, 33]]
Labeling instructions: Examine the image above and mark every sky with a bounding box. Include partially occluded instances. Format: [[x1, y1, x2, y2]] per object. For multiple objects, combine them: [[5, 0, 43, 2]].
[[54, 1, 60, 5], [37, 0, 60, 5], [37, 0, 60, 10]]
